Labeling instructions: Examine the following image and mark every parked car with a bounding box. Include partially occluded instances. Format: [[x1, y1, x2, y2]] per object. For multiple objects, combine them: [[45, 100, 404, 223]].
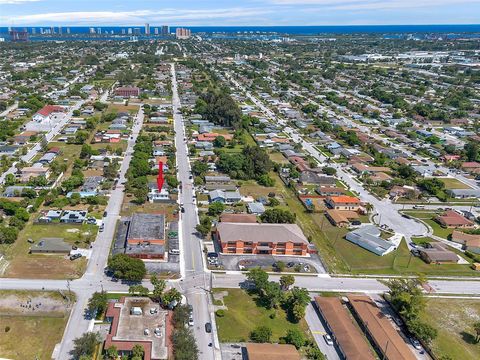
[[205, 322, 212, 333], [188, 316, 194, 327], [323, 334, 333, 346], [69, 253, 82, 261], [410, 337, 422, 350]]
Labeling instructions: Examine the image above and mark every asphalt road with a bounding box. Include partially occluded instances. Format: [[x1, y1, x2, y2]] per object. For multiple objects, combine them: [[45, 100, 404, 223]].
[[54, 106, 145, 360], [170, 63, 219, 360]]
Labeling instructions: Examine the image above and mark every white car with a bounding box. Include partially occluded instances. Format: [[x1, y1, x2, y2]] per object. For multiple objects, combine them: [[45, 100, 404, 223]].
[[323, 334, 333, 346], [188, 316, 194, 327]]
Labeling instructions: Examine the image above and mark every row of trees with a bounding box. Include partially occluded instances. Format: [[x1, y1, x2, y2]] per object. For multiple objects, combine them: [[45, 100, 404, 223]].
[[386, 278, 438, 345]]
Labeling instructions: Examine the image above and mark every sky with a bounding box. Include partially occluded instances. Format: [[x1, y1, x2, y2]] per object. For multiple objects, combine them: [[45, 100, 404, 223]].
[[1, 0, 479, 27]]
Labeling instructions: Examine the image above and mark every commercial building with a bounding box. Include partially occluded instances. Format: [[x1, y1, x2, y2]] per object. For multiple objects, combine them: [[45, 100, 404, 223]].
[[119, 213, 167, 260], [345, 225, 396, 256], [314, 297, 375, 360], [216, 222, 310, 256], [32, 105, 64, 122], [348, 295, 416, 360], [104, 297, 170, 360], [175, 28, 191, 39], [115, 86, 141, 98], [145, 23, 150, 35], [161, 26, 169, 36]]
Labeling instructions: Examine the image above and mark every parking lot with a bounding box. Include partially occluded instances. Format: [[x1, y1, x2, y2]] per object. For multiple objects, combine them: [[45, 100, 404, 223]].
[[216, 253, 326, 274]]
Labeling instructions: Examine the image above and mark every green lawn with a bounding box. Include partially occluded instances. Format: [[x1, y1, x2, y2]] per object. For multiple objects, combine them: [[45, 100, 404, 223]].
[[439, 177, 472, 190], [0, 291, 71, 360], [213, 288, 309, 343], [21, 223, 98, 247], [0, 316, 68, 360], [420, 298, 480, 360], [424, 219, 454, 239]]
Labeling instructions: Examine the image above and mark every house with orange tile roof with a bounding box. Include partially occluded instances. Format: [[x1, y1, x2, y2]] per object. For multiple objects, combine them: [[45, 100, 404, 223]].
[[325, 195, 361, 211]]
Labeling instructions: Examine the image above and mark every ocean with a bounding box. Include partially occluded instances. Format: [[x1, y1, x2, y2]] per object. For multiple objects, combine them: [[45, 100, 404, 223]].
[[1, 25, 480, 41]]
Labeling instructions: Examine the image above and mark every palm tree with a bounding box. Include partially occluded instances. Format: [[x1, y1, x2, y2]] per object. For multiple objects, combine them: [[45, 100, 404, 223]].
[[365, 203, 374, 214], [280, 274, 295, 291]]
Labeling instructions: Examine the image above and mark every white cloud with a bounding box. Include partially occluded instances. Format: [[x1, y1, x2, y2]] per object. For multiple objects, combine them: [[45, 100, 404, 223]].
[[0, 0, 40, 4], [1, 7, 274, 25], [270, 0, 480, 11]]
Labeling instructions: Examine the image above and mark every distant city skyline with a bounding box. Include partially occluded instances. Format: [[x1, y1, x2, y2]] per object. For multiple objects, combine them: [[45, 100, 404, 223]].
[[1, 0, 479, 27]]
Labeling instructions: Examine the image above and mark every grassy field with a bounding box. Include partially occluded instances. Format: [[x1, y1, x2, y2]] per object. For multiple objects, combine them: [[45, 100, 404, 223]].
[[0, 290, 71, 360], [439, 177, 472, 190], [0, 316, 68, 360], [107, 103, 140, 114], [420, 298, 480, 360], [0, 223, 94, 279], [213, 288, 309, 343]]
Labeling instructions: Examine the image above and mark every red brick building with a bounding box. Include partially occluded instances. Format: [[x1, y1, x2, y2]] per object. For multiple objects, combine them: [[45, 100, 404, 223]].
[[115, 86, 141, 97], [104, 297, 172, 360], [216, 222, 310, 256]]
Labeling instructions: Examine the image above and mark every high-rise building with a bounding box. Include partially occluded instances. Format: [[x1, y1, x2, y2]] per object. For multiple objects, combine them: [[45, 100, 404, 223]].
[[31, 27, 36, 34], [66, 27, 70, 34], [121, 28, 126, 35], [58, 27, 62, 35], [145, 23, 150, 35], [161, 25, 169, 36], [40, 27, 43, 34], [154, 27, 159, 35], [175, 27, 191, 39], [50, 26, 55, 34], [97, 27, 101, 34], [127, 28, 132, 35], [133, 28, 140, 35], [89, 27, 96, 34]]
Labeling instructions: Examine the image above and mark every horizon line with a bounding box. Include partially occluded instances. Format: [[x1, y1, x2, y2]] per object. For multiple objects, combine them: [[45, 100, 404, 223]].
[[2, 23, 480, 28]]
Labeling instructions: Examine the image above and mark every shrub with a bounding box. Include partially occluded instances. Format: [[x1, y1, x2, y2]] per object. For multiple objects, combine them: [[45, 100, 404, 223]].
[[216, 309, 225, 317]]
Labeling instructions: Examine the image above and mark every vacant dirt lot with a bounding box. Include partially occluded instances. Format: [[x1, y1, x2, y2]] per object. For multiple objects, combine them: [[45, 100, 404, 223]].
[[0, 291, 72, 360]]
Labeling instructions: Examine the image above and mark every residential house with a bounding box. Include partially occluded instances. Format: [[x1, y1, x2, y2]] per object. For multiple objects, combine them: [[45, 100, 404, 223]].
[[446, 189, 480, 199], [60, 210, 87, 223], [451, 230, 480, 253], [19, 166, 50, 182], [418, 243, 459, 264], [325, 196, 361, 211], [209, 189, 241, 204], [247, 202, 265, 215], [435, 210, 474, 228]]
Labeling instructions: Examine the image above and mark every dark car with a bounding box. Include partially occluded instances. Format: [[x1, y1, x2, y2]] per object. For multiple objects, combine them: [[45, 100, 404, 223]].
[[181, 207, 185, 213], [205, 322, 212, 333], [103, 211, 108, 217], [70, 253, 82, 261]]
